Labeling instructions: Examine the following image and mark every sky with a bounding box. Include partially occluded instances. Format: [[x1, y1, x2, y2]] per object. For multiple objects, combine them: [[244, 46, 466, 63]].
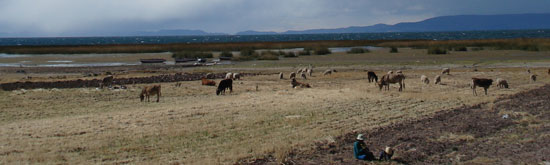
[[0, 0, 549, 37]]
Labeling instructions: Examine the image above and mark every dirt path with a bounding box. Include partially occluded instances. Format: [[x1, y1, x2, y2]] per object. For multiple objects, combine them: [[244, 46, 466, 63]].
[[240, 84, 550, 164]]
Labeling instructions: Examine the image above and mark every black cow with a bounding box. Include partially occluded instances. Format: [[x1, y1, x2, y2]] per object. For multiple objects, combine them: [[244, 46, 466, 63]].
[[216, 79, 233, 95]]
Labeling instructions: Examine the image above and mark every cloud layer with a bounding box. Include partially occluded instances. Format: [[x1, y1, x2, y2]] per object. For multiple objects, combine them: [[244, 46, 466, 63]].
[[0, 0, 549, 37]]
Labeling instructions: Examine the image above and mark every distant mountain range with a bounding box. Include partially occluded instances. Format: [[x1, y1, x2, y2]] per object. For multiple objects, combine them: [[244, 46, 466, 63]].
[[236, 13, 550, 35], [124, 29, 227, 36]]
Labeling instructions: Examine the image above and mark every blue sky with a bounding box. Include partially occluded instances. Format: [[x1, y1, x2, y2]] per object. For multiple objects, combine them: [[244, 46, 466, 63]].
[[0, 0, 549, 37]]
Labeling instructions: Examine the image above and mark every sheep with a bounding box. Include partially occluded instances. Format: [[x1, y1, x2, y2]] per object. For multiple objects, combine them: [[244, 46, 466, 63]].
[[387, 71, 394, 75], [307, 68, 313, 77], [290, 72, 297, 79], [225, 73, 233, 79], [434, 75, 441, 85], [140, 85, 161, 102], [216, 79, 233, 95], [420, 75, 430, 84], [279, 72, 284, 79], [367, 71, 378, 83], [442, 68, 450, 75], [300, 72, 307, 79], [496, 78, 509, 88], [471, 78, 493, 96], [201, 78, 216, 86], [378, 73, 405, 91], [205, 73, 214, 79], [530, 74, 537, 82], [291, 78, 311, 88], [323, 69, 332, 76], [233, 73, 241, 80], [396, 70, 403, 74]]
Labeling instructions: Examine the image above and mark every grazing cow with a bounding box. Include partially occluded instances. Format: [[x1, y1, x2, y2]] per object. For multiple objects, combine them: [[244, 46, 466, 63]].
[[201, 78, 216, 86], [323, 69, 332, 76], [471, 78, 493, 96], [420, 75, 430, 84], [225, 73, 233, 80], [378, 73, 406, 91], [291, 78, 311, 88], [216, 79, 233, 95], [442, 68, 450, 75], [101, 75, 114, 89], [140, 85, 161, 102], [233, 73, 241, 80], [279, 72, 284, 79], [530, 74, 537, 82], [367, 71, 378, 83], [290, 72, 297, 79], [496, 78, 509, 88], [434, 75, 441, 85], [300, 72, 307, 79]]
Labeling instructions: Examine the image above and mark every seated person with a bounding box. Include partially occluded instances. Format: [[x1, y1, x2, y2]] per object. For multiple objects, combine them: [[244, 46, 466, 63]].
[[379, 146, 394, 160], [353, 134, 375, 160]]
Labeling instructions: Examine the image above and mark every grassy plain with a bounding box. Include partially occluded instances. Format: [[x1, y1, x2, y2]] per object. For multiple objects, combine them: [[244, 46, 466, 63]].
[[1, 47, 550, 164]]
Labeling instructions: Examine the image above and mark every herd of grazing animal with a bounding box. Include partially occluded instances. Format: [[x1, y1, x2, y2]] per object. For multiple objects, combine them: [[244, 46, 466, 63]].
[[131, 66, 547, 102]]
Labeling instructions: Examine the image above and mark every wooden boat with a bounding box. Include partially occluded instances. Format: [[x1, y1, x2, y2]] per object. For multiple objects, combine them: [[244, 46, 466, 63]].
[[140, 59, 166, 64]]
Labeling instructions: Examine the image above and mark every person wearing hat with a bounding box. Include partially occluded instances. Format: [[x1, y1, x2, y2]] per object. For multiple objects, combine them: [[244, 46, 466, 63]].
[[379, 146, 394, 161], [353, 134, 375, 160]]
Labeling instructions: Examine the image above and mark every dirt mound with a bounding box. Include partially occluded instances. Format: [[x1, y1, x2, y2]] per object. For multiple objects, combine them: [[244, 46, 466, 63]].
[[239, 85, 550, 164], [0, 72, 264, 91]]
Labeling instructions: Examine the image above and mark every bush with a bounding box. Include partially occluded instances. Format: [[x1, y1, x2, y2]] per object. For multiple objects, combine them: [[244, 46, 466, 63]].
[[240, 49, 258, 57], [283, 51, 298, 58], [471, 47, 484, 51], [172, 51, 213, 59], [389, 47, 398, 53], [298, 50, 311, 56], [347, 47, 370, 54], [261, 50, 280, 56], [258, 54, 279, 60], [454, 47, 468, 51], [220, 51, 233, 57], [314, 47, 331, 55], [428, 47, 448, 54]]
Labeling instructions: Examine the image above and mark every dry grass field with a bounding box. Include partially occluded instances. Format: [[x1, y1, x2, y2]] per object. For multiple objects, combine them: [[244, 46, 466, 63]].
[[1, 48, 550, 164]]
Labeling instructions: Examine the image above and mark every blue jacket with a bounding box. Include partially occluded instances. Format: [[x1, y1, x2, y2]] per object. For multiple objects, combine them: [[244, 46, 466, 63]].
[[353, 141, 368, 159]]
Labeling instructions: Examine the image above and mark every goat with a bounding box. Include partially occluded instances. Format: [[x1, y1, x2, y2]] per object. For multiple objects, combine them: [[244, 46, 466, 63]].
[[420, 75, 430, 84], [291, 78, 311, 88], [530, 74, 537, 82], [367, 71, 378, 83], [434, 75, 441, 84], [216, 79, 233, 95], [140, 85, 161, 102], [442, 68, 450, 75], [290, 72, 296, 79], [100, 75, 114, 89], [496, 78, 509, 88], [471, 78, 493, 96]]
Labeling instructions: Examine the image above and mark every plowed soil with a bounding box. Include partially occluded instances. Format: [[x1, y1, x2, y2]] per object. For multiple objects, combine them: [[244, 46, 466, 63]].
[[241, 84, 550, 164]]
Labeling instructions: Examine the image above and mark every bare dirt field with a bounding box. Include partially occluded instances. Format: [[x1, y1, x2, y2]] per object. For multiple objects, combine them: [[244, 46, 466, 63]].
[[1, 48, 549, 164]]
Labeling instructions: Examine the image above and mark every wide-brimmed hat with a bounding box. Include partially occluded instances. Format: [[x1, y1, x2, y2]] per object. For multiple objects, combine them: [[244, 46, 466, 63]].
[[356, 134, 364, 140], [385, 146, 393, 154]]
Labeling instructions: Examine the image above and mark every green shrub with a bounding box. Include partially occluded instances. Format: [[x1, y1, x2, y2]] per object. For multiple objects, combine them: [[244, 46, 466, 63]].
[[283, 51, 298, 58], [220, 51, 233, 57], [314, 47, 331, 55], [454, 47, 468, 51], [347, 47, 370, 54], [258, 54, 279, 60], [428, 47, 448, 54], [390, 47, 398, 53], [471, 47, 484, 51], [298, 50, 311, 56], [172, 51, 213, 59]]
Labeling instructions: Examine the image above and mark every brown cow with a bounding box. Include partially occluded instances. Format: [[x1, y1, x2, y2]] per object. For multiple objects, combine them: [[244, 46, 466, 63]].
[[201, 78, 216, 86], [140, 85, 161, 102], [291, 78, 311, 88], [471, 78, 493, 96]]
